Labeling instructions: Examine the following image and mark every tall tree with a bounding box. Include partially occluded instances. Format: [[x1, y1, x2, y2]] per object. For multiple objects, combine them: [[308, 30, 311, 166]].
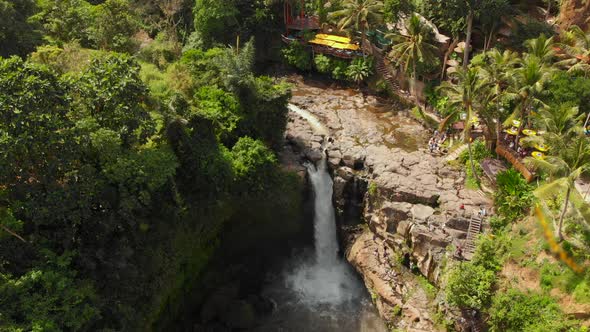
[[438, 67, 489, 183], [527, 129, 590, 241], [506, 55, 553, 146], [476, 49, 519, 144], [328, 0, 384, 55], [0, 0, 41, 57], [387, 14, 438, 99]]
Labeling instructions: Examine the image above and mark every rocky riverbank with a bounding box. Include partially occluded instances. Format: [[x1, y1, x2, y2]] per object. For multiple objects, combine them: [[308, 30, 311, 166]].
[[280, 75, 492, 330]]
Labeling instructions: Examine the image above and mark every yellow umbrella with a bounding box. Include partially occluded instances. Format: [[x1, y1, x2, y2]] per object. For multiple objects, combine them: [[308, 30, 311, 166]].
[[505, 128, 518, 135], [512, 120, 521, 127], [532, 151, 545, 160], [534, 143, 549, 152], [522, 129, 537, 136]]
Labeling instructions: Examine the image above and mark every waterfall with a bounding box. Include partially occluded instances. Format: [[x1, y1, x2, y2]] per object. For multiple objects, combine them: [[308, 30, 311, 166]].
[[285, 154, 362, 305], [307, 157, 339, 267]]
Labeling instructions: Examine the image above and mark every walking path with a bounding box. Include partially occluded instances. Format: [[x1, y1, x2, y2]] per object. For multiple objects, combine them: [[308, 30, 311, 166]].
[[443, 144, 468, 163]]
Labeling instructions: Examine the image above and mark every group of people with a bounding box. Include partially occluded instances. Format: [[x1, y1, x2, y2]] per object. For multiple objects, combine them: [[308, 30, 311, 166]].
[[502, 134, 531, 158], [428, 130, 448, 154]]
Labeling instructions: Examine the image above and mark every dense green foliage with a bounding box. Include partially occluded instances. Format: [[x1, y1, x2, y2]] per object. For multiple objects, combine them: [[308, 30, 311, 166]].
[[488, 289, 573, 332], [446, 262, 496, 310], [282, 41, 312, 71], [494, 169, 535, 223], [0, 0, 42, 57], [0, 2, 299, 330]]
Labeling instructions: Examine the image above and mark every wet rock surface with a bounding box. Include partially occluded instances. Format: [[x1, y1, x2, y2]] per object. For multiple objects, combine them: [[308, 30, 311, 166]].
[[280, 75, 492, 330]]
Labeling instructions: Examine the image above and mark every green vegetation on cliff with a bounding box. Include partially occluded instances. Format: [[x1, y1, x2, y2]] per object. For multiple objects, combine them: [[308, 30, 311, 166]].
[[0, 1, 300, 330]]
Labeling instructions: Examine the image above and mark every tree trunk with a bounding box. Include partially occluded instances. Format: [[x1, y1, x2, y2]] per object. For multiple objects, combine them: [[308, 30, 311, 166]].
[[558, 186, 571, 242], [514, 99, 529, 147], [412, 58, 417, 103], [441, 38, 460, 80], [484, 24, 496, 51], [467, 134, 480, 184], [463, 10, 474, 69], [361, 24, 367, 57], [466, 105, 480, 184], [0, 224, 27, 243]]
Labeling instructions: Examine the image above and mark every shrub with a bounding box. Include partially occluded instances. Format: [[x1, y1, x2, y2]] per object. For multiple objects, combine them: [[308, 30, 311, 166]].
[[346, 56, 374, 83], [446, 262, 496, 310], [331, 59, 350, 80], [281, 41, 311, 71], [488, 215, 510, 232], [314, 54, 331, 74], [137, 33, 181, 69], [230, 136, 278, 193], [488, 289, 574, 332], [458, 138, 491, 164], [193, 86, 242, 144], [573, 280, 590, 303], [471, 233, 510, 272], [494, 169, 535, 222]]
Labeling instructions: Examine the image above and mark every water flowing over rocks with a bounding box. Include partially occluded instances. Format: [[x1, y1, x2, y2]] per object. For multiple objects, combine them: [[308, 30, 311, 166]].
[[280, 75, 492, 330]]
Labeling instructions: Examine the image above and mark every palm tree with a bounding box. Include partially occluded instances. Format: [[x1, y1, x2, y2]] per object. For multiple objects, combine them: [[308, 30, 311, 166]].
[[387, 14, 438, 99], [525, 34, 555, 64], [505, 55, 553, 146], [438, 67, 489, 183], [558, 25, 590, 76], [527, 130, 590, 241], [478, 49, 519, 145], [328, 0, 384, 55], [534, 105, 585, 136]]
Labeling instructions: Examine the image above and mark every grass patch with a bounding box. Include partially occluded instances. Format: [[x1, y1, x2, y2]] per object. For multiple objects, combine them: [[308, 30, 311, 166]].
[[416, 275, 437, 300]]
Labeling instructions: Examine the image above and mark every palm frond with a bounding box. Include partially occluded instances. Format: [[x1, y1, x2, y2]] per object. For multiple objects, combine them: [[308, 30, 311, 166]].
[[534, 177, 569, 200]]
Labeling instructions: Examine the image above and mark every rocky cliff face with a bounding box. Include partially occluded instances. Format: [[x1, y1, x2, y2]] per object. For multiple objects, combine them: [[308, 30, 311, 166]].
[[559, 0, 590, 31], [281, 75, 491, 330]]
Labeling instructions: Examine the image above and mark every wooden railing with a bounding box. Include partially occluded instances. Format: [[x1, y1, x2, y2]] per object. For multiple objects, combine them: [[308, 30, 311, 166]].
[[495, 141, 535, 182]]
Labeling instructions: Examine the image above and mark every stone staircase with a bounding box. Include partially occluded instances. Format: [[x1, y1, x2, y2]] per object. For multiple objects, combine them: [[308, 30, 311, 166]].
[[372, 45, 402, 92], [372, 44, 441, 125], [463, 215, 482, 260]]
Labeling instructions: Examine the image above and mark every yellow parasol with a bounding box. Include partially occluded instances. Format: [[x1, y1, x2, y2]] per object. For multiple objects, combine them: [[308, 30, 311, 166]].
[[532, 151, 545, 160], [534, 143, 549, 152], [505, 128, 518, 135], [522, 129, 537, 136]]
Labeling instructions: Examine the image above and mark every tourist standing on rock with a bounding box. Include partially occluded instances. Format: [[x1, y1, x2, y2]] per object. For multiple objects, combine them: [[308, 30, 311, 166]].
[[455, 245, 463, 259]]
